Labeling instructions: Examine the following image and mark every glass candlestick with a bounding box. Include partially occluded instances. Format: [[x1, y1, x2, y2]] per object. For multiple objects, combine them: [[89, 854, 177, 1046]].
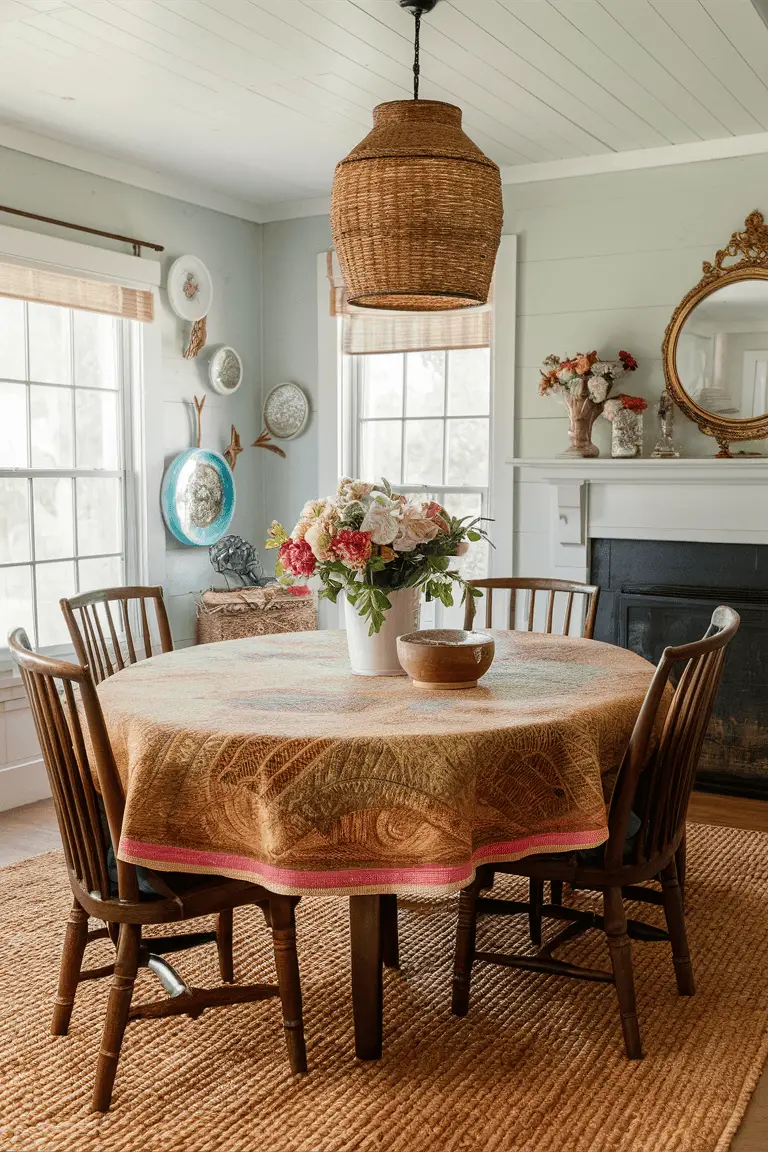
[[651, 390, 680, 458]]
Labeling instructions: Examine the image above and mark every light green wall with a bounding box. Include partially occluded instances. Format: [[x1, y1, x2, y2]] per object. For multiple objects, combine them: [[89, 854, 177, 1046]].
[[261, 151, 768, 524], [0, 145, 264, 644]]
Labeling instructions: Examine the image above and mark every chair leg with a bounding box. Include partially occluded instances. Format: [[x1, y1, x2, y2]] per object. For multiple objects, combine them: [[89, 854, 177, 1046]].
[[661, 860, 695, 996], [478, 865, 495, 891], [92, 922, 141, 1112], [550, 881, 564, 906], [675, 832, 687, 894], [52, 898, 89, 1036], [528, 878, 544, 946], [452, 878, 480, 1017], [603, 886, 642, 1060], [216, 909, 234, 983], [270, 896, 307, 1075]]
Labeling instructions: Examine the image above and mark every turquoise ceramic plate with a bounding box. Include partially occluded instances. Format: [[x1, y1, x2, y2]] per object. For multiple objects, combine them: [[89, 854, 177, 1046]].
[[161, 448, 235, 546]]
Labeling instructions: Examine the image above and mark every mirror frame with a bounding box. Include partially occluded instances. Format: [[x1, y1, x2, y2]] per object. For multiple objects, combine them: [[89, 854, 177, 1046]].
[[662, 210, 768, 457]]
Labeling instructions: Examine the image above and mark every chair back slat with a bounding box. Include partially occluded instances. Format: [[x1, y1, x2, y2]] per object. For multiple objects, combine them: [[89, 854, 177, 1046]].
[[464, 577, 600, 639], [9, 628, 139, 903], [604, 606, 739, 871], [61, 586, 172, 684]]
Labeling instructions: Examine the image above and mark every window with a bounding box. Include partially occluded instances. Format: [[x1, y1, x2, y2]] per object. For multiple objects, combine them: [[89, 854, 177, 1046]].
[[348, 346, 491, 624], [0, 297, 134, 651]]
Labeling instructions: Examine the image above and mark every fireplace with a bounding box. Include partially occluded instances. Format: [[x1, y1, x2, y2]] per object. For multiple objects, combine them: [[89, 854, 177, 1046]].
[[591, 538, 768, 800]]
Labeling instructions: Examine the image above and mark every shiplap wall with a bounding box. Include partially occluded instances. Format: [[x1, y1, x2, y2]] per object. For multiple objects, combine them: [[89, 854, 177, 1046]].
[[0, 143, 264, 809], [259, 150, 768, 577]]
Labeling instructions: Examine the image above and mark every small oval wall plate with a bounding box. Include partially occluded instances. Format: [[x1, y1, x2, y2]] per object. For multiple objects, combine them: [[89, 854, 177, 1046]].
[[209, 345, 243, 396], [161, 448, 235, 546], [263, 381, 309, 440], [167, 255, 213, 323]]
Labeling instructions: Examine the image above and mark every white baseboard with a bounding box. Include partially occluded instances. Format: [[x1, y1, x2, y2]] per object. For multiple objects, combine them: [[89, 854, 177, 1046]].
[[0, 758, 50, 812]]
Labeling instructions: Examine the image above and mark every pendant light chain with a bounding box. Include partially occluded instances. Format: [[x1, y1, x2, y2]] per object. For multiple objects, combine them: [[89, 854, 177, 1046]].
[[413, 12, 421, 100]]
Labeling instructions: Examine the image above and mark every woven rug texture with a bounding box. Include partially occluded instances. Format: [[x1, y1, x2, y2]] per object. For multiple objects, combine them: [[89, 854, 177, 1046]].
[[0, 823, 767, 1152]]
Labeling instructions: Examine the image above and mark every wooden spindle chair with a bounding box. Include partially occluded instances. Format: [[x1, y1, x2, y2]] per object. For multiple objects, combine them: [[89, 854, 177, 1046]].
[[452, 606, 739, 1060], [9, 628, 307, 1112], [463, 576, 600, 638], [464, 577, 601, 921], [60, 586, 173, 685]]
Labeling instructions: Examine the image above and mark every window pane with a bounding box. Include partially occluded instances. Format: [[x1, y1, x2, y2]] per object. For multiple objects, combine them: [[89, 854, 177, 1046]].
[[78, 554, 123, 594], [361, 354, 402, 418], [77, 478, 122, 556], [0, 565, 33, 644], [30, 385, 74, 467], [447, 347, 491, 416], [74, 311, 117, 389], [33, 477, 74, 561], [360, 419, 402, 485], [0, 479, 30, 564], [404, 419, 443, 485], [76, 389, 119, 469], [0, 380, 28, 467], [443, 491, 488, 581], [406, 351, 445, 417], [36, 560, 76, 646], [28, 303, 71, 385], [0, 297, 26, 380], [446, 418, 489, 485]]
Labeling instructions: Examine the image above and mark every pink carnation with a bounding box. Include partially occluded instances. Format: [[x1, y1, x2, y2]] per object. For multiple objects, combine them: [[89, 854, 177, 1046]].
[[278, 537, 317, 578], [331, 528, 372, 570]]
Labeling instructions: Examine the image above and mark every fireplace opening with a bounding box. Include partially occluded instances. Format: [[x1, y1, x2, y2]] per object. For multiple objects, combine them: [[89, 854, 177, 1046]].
[[590, 538, 768, 800]]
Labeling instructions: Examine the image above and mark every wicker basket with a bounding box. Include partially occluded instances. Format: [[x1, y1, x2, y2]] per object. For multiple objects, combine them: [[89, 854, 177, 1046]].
[[196, 586, 317, 645], [330, 100, 503, 311]]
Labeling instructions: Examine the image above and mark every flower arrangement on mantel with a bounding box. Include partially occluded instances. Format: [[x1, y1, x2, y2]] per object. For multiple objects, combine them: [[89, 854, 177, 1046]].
[[266, 478, 490, 634], [539, 349, 638, 457], [602, 394, 648, 458]]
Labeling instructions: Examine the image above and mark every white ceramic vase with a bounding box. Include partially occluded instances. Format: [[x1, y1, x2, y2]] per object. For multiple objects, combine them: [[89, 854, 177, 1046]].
[[344, 586, 421, 676]]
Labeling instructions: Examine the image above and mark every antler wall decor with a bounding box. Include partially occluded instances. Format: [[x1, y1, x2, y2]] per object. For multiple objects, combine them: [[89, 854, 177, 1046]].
[[252, 427, 286, 458]]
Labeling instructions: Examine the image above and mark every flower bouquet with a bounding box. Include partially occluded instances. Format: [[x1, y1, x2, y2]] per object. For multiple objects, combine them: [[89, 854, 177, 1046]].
[[266, 478, 491, 675], [540, 349, 638, 457]]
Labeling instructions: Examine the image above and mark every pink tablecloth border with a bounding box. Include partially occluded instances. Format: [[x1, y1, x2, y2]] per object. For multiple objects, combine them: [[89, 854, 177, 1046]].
[[118, 826, 608, 898]]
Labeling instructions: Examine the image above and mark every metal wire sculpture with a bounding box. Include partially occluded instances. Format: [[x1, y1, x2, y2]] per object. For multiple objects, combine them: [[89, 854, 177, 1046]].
[[208, 535, 268, 588]]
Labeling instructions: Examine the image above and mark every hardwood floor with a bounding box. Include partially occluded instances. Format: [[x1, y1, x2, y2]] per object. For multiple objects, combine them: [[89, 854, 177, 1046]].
[[1, 795, 766, 1149]]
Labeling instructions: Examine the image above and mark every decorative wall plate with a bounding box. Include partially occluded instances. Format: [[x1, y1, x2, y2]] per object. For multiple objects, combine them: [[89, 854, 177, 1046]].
[[209, 345, 243, 395], [263, 382, 309, 440], [161, 448, 235, 546], [167, 255, 213, 322]]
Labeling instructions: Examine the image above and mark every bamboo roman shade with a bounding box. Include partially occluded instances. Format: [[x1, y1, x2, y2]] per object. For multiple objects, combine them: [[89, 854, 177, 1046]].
[[0, 261, 154, 322], [327, 251, 490, 355]]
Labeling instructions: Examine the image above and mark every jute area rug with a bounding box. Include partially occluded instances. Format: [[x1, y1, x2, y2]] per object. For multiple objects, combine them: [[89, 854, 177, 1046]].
[[1, 823, 767, 1152]]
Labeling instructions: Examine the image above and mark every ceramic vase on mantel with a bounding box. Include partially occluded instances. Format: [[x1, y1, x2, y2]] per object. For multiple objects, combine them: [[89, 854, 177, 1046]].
[[561, 389, 603, 458], [344, 587, 421, 676]]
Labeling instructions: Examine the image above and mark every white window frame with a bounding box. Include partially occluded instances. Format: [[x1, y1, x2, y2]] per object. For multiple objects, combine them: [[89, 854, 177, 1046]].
[[315, 235, 517, 629], [0, 223, 162, 668]]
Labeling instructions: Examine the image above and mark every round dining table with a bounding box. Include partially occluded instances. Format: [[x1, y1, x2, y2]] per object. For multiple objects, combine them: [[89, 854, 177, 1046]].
[[97, 628, 657, 1060]]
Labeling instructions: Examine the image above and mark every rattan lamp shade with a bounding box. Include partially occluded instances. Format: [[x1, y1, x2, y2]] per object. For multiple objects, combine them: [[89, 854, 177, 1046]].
[[330, 100, 503, 311]]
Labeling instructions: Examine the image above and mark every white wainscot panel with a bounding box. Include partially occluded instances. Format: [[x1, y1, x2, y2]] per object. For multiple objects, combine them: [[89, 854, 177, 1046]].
[[590, 482, 768, 543]]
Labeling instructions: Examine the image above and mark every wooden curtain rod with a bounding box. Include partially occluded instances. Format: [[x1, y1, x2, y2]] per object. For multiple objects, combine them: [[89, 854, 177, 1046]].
[[0, 203, 164, 256]]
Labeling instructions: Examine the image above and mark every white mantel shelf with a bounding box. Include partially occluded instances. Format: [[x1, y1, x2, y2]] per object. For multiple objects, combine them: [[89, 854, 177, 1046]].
[[508, 457, 768, 483]]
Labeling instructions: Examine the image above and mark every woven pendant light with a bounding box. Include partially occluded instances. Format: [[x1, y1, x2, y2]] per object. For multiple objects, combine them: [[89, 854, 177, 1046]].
[[330, 0, 503, 312]]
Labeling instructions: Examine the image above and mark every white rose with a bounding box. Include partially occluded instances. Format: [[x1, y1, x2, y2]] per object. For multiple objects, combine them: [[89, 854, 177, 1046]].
[[360, 498, 399, 545], [304, 520, 332, 561]]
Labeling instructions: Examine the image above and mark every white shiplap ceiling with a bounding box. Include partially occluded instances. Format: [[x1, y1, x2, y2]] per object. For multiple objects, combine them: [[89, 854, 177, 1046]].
[[2, 0, 768, 222]]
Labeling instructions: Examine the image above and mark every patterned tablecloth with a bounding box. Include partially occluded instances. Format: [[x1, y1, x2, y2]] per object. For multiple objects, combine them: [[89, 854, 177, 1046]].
[[98, 630, 656, 897]]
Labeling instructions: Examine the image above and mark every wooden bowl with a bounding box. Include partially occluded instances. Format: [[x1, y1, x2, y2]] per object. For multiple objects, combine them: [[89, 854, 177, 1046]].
[[396, 629, 495, 690]]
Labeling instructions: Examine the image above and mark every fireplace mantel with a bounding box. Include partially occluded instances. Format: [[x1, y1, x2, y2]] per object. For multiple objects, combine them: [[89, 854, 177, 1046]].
[[508, 457, 768, 574], [508, 457, 768, 483]]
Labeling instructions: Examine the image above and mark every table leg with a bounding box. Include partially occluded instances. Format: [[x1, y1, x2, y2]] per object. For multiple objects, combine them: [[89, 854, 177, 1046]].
[[349, 895, 383, 1060], [380, 894, 400, 969]]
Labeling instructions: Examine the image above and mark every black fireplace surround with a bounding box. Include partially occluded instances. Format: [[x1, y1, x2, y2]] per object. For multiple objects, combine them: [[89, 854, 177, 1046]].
[[590, 538, 768, 800]]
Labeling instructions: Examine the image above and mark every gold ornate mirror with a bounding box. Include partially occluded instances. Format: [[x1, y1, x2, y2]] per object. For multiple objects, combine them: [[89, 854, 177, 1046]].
[[663, 211, 768, 457]]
